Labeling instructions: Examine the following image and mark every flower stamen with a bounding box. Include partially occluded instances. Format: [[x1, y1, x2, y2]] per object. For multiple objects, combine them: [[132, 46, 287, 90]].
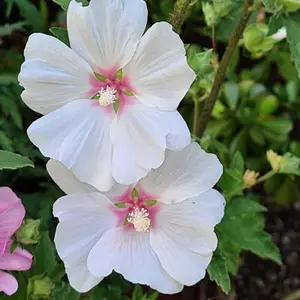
[[97, 86, 117, 106], [127, 207, 151, 232]]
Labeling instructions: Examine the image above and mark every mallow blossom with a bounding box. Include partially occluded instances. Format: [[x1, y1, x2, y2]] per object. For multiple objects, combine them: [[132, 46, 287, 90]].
[[47, 143, 225, 294], [0, 187, 32, 295], [18, 0, 196, 192]]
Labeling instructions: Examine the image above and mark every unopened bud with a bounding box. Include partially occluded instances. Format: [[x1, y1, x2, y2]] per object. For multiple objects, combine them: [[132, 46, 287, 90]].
[[243, 24, 268, 53], [27, 276, 54, 299], [243, 170, 260, 187], [15, 219, 40, 245], [267, 150, 282, 172]]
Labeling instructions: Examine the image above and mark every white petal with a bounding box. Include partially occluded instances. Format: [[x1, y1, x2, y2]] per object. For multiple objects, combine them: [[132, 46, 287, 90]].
[[87, 228, 183, 294], [111, 103, 190, 185], [67, 0, 147, 70], [154, 191, 225, 255], [66, 263, 103, 293], [53, 193, 115, 292], [18, 33, 93, 115], [150, 226, 212, 286], [180, 189, 226, 228], [139, 143, 223, 204], [164, 111, 190, 151], [28, 100, 114, 192], [124, 22, 196, 111], [46, 159, 97, 195]]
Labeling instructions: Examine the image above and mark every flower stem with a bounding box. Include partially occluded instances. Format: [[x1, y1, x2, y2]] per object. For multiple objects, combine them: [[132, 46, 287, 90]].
[[192, 99, 199, 136], [196, 0, 253, 137], [169, 0, 196, 32], [256, 170, 277, 184]]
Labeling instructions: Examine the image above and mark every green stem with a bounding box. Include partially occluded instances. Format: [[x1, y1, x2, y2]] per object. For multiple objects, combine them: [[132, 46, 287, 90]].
[[196, 0, 253, 137], [192, 99, 199, 136], [169, 0, 196, 32], [256, 170, 276, 183]]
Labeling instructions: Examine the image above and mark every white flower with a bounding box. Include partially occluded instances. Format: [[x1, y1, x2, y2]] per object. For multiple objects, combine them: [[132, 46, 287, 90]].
[[18, 0, 196, 192], [48, 143, 225, 294]]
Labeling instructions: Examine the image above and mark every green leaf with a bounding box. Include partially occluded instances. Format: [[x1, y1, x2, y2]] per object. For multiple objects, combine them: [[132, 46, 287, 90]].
[[52, 0, 70, 10], [257, 94, 279, 116], [207, 246, 231, 294], [13, 0, 44, 32], [279, 152, 300, 175], [132, 285, 145, 300], [285, 14, 300, 79], [261, 0, 275, 9], [218, 238, 241, 275], [30, 231, 57, 276], [218, 197, 282, 265], [249, 126, 266, 145], [223, 82, 239, 109], [0, 131, 14, 151], [218, 169, 244, 197], [0, 150, 34, 170], [259, 118, 292, 143], [51, 282, 80, 300], [49, 27, 69, 45], [230, 151, 244, 174]]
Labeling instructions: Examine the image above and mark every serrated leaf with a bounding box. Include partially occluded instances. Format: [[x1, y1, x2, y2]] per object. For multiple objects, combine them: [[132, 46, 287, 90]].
[[279, 152, 300, 175], [0, 150, 34, 170], [218, 169, 244, 197], [207, 246, 231, 294], [218, 238, 240, 275], [50, 27, 69, 45], [285, 15, 300, 79], [218, 197, 282, 265]]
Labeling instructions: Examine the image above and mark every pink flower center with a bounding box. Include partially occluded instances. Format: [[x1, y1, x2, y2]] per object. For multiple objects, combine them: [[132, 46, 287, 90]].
[[87, 66, 136, 118], [110, 185, 159, 232]]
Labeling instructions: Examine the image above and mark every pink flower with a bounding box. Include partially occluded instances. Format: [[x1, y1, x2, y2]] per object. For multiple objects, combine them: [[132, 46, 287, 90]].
[[0, 187, 33, 295]]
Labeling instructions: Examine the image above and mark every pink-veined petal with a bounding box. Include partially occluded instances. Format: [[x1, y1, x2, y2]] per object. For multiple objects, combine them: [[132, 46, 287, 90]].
[[28, 100, 114, 192], [18, 33, 94, 115], [124, 22, 195, 111]]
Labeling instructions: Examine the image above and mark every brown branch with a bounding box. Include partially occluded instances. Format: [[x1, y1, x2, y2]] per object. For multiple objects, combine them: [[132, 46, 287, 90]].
[[196, 0, 253, 137], [212, 24, 217, 53]]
